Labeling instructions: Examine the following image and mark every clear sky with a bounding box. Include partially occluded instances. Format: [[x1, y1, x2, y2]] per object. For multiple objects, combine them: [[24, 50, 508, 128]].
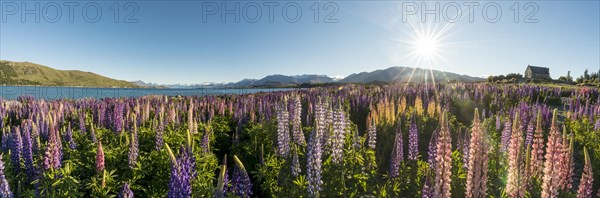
[[1, 1, 599, 84]]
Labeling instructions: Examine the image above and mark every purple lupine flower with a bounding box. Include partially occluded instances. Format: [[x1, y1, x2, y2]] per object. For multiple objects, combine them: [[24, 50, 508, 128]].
[[79, 111, 86, 134], [200, 127, 210, 153], [43, 127, 61, 170], [9, 126, 23, 173], [427, 129, 439, 169], [291, 96, 306, 145], [292, 146, 301, 177], [230, 155, 252, 198], [307, 118, 324, 196], [501, 120, 512, 152], [322, 104, 334, 154], [461, 130, 471, 170], [276, 104, 291, 157], [21, 121, 36, 180], [422, 172, 433, 198], [128, 117, 139, 168], [90, 124, 97, 143], [65, 124, 76, 150], [525, 118, 535, 147], [0, 155, 13, 198], [594, 118, 600, 131], [408, 113, 419, 160], [96, 142, 105, 173], [168, 146, 197, 198], [367, 115, 377, 150], [390, 119, 404, 178], [331, 105, 347, 164], [216, 155, 229, 198], [155, 106, 165, 150], [118, 183, 134, 198], [114, 103, 124, 134], [1, 129, 9, 152]]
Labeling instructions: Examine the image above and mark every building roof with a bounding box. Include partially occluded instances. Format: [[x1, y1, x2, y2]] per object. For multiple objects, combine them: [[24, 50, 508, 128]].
[[527, 65, 549, 74]]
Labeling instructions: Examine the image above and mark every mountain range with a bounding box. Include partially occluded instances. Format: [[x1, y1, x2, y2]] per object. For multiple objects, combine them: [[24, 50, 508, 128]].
[[340, 66, 482, 83], [1, 60, 484, 88]]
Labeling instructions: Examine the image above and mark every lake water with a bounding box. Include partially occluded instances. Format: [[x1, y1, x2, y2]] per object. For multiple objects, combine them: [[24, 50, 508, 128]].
[[0, 86, 295, 100]]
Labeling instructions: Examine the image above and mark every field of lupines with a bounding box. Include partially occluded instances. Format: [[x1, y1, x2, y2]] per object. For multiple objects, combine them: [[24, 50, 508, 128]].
[[0, 83, 599, 197]]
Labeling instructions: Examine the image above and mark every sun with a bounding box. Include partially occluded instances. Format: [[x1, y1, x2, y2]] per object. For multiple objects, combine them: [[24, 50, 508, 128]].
[[415, 36, 439, 59]]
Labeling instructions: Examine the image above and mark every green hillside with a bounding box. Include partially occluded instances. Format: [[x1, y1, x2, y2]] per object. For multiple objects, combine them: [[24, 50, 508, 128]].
[[0, 60, 138, 88]]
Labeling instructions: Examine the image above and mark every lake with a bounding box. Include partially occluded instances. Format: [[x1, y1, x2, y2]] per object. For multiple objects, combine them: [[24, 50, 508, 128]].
[[0, 86, 295, 100]]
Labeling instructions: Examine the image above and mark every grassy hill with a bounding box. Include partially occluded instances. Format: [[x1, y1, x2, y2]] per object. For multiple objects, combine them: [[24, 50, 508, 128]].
[[0, 60, 138, 88]]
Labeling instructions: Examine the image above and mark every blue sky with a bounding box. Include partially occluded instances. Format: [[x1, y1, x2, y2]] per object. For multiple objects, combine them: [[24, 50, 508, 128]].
[[1, 1, 599, 84]]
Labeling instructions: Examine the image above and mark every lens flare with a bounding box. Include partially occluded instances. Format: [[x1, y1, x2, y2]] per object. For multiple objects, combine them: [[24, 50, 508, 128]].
[[415, 36, 439, 60]]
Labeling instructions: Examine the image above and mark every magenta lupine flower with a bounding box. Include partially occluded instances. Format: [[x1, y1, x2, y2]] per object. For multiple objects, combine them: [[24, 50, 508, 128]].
[[230, 155, 252, 198], [43, 127, 62, 170], [390, 119, 404, 178], [461, 130, 471, 170], [96, 142, 105, 173], [408, 113, 418, 160], [466, 109, 488, 198], [530, 110, 545, 178], [276, 104, 290, 157], [577, 147, 593, 198], [542, 109, 563, 198], [506, 112, 525, 198], [559, 129, 574, 190], [118, 182, 134, 198], [433, 114, 452, 198], [291, 96, 306, 145], [331, 105, 347, 164], [0, 155, 13, 198]]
